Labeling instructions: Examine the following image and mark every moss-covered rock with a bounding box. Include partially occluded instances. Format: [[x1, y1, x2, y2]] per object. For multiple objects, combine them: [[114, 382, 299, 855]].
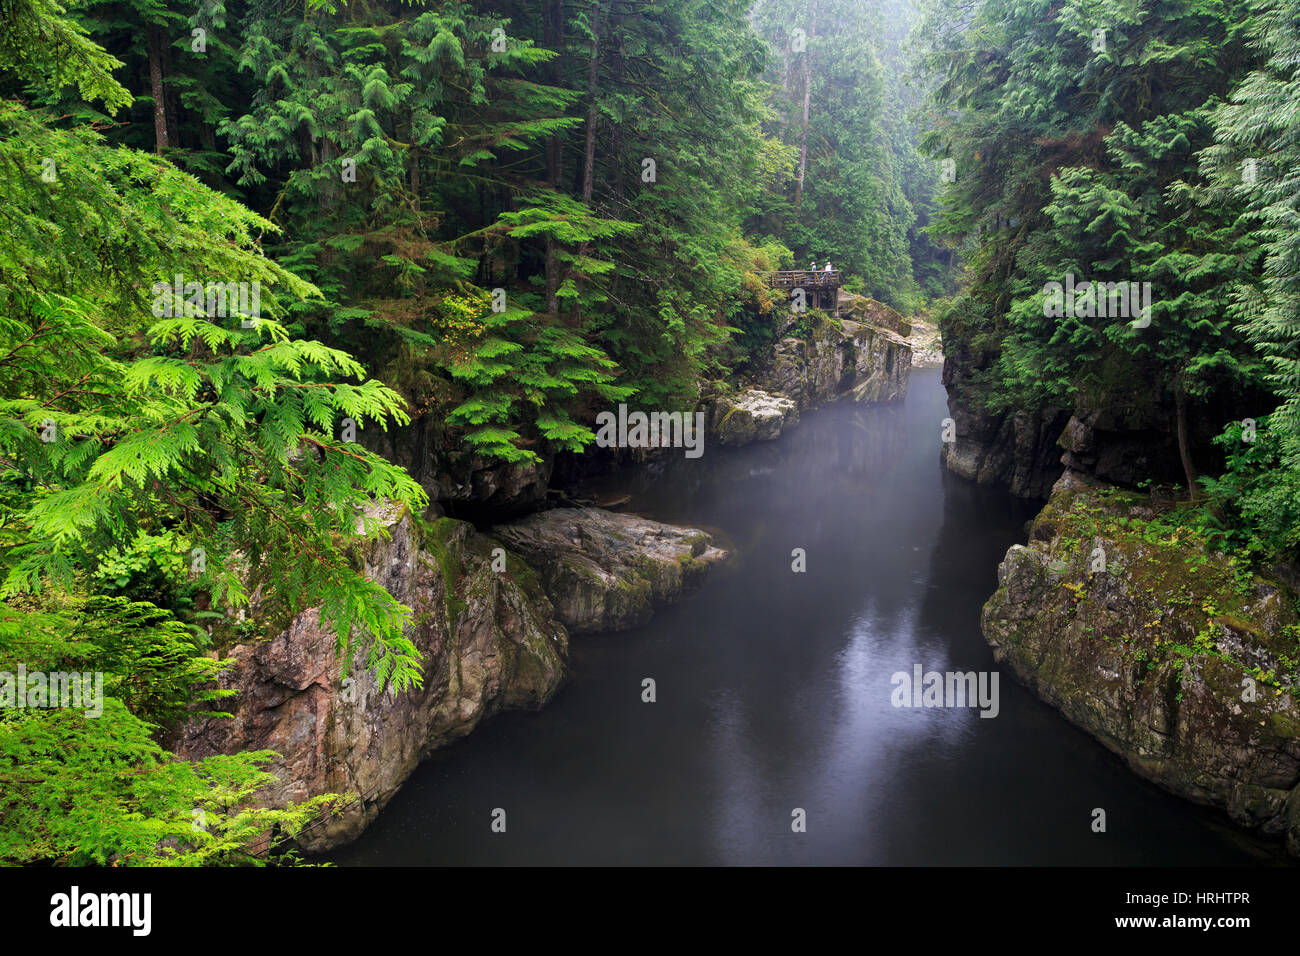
[[170, 506, 568, 851], [984, 470, 1300, 855], [709, 388, 799, 446], [757, 300, 911, 412]]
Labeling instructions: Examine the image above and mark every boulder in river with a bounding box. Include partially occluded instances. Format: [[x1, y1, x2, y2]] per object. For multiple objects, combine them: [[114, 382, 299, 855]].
[[493, 506, 729, 634], [709, 388, 799, 446]]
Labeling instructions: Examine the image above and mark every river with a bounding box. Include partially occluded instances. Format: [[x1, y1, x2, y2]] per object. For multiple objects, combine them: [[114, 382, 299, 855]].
[[329, 368, 1275, 865]]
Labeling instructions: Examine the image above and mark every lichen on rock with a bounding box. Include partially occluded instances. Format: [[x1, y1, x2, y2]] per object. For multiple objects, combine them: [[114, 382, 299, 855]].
[[983, 470, 1300, 855], [709, 388, 799, 446]]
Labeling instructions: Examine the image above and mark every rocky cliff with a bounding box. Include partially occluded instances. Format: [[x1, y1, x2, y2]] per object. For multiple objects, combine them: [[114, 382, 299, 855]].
[[494, 507, 728, 634], [171, 505, 727, 850], [939, 331, 1229, 499], [983, 471, 1300, 855], [706, 303, 912, 449], [938, 331, 1069, 499], [760, 311, 911, 411]]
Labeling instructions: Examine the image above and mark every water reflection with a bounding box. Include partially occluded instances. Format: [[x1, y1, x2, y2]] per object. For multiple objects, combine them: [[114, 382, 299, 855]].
[[327, 370, 1278, 866]]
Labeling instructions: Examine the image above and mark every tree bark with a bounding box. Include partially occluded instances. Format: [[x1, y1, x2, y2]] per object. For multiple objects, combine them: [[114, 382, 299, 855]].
[[1175, 384, 1198, 501], [795, 3, 817, 207], [581, 3, 600, 207], [572, 1, 603, 323], [164, 35, 180, 150], [543, 0, 564, 316], [148, 25, 169, 153], [609, 11, 625, 206], [778, 47, 790, 138], [544, 0, 564, 185], [410, 110, 420, 204]]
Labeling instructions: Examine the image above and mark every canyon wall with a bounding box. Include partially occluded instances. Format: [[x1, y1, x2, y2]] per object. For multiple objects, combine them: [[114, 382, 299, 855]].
[[983, 471, 1300, 856], [171, 506, 727, 850]]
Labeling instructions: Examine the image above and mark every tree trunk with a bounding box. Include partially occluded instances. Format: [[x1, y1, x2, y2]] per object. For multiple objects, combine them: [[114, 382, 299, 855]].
[[543, 0, 564, 316], [410, 110, 420, 205], [795, 5, 817, 207], [544, 0, 564, 188], [581, 3, 600, 207], [778, 48, 790, 138], [148, 25, 169, 153], [796, 72, 810, 205], [573, 1, 602, 323], [1175, 384, 1198, 501], [164, 36, 180, 150], [609, 12, 625, 206]]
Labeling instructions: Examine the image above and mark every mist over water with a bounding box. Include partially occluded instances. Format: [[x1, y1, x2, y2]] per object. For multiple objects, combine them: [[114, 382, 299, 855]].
[[330, 369, 1274, 865]]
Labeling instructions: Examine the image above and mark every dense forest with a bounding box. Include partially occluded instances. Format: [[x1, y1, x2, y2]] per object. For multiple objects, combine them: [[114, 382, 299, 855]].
[[0, 0, 943, 864], [4, 0, 1300, 867], [918, 0, 1300, 559]]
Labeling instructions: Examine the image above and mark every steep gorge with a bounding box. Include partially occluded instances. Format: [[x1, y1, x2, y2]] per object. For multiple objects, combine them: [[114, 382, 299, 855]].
[[172, 300, 911, 851]]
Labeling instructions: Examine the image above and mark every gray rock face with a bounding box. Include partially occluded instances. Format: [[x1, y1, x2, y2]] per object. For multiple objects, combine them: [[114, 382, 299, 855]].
[[710, 388, 799, 446], [170, 504, 729, 850], [838, 292, 908, 335], [361, 416, 552, 519], [492, 507, 729, 634], [938, 333, 1209, 498], [170, 510, 568, 850], [171, 509, 568, 850], [699, 307, 910, 451], [759, 314, 911, 412], [1058, 409, 1185, 488], [983, 471, 1300, 855], [939, 397, 1070, 499], [938, 336, 1068, 498]]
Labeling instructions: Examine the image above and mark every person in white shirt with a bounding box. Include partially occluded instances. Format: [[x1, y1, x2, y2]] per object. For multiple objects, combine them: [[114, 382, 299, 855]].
[[824, 260, 833, 272]]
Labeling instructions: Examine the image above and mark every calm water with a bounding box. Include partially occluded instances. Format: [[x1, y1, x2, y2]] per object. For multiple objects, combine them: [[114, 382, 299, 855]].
[[329, 369, 1276, 865]]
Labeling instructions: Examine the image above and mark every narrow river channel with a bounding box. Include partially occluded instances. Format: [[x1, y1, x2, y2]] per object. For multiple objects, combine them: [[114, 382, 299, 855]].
[[330, 368, 1274, 865]]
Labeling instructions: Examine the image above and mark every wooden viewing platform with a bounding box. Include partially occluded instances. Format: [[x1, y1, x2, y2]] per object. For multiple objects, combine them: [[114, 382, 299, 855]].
[[763, 270, 842, 316]]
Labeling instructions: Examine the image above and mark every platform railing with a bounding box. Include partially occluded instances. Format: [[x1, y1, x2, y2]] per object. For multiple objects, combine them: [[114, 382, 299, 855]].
[[764, 270, 841, 288]]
